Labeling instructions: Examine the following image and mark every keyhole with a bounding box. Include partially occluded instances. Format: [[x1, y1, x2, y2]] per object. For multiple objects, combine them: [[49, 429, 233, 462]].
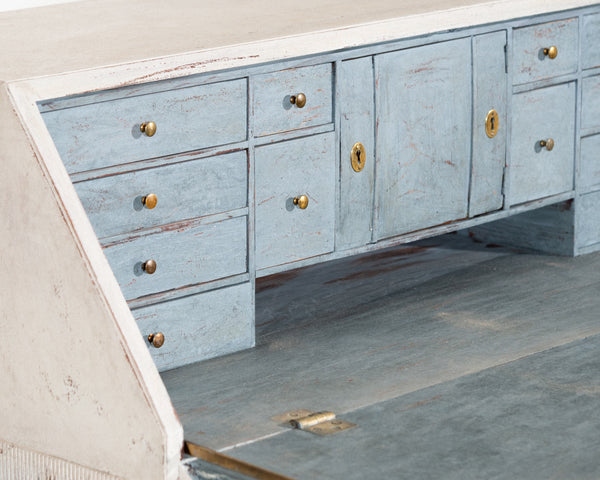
[[490, 116, 495, 132], [356, 148, 362, 164]]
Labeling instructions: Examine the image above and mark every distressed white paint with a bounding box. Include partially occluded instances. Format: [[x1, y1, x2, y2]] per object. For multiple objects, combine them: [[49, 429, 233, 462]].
[[0, 0, 82, 12]]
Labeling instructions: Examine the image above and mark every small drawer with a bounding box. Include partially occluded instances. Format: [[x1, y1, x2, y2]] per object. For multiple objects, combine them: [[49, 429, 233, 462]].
[[513, 18, 578, 85], [581, 75, 600, 131], [582, 13, 600, 70], [255, 132, 335, 269], [42, 78, 247, 174], [103, 215, 247, 300], [134, 282, 254, 371], [509, 83, 575, 205], [253, 64, 333, 137], [75, 151, 248, 239]]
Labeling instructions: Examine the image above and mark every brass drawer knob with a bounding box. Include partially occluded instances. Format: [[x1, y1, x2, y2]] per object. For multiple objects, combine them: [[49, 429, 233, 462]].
[[141, 193, 158, 209], [293, 195, 309, 209], [543, 46, 558, 59], [540, 138, 555, 151], [142, 259, 157, 274], [140, 121, 157, 137], [290, 93, 307, 108], [148, 332, 165, 348]]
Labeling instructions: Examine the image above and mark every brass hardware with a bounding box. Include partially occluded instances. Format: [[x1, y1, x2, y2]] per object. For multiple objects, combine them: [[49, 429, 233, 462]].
[[290, 93, 307, 108], [185, 442, 296, 480], [543, 46, 558, 59], [485, 110, 499, 138], [351, 142, 366, 172], [540, 138, 555, 151], [142, 259, 157, 274], [273, 409, 356, 436], [140, 121, 157, 137], [141, 193, 158, 209], [293, 195, 309, 209], [148, 332, 165, 348]]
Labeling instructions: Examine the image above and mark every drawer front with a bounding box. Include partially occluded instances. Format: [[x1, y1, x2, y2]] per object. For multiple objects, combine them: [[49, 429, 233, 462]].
[[581, 75, 600, 131], [513, 18, 578, 85], [253, 64, 333, 137], [103, 216, 247, 300], [75, 151, 248, 240], [43, 79, 247, 174], [580, 134, 600, 192], [510, 83, 575, 205], [255, 133, 335, 269], [133, 282, 254, 371], [583, 13, 600, 70]]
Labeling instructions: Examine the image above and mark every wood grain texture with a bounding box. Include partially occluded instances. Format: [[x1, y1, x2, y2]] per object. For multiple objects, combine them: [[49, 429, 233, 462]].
[[469, 31, 507, 217], [42, 78, 248, 174], [581, 75, 600, 132], [253, 64, 333, 137], [509, 82, 575, 205], [582, 12, 600, 70], [255, 133, 335, 269], [512, 17, 579, 85], [102, 216, 247, 301], [75, 151, 248, 240], [374, 38, 472, 240], [133, 283, 254, 372], [337, 57, 376, 250], [579, 134, 600, 192]]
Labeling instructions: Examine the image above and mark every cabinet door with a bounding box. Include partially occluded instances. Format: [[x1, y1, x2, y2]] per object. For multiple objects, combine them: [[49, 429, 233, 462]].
[[374, 38, 472, 240]]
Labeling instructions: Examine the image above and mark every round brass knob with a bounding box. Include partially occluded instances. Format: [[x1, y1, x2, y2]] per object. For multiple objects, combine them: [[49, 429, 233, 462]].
[[290, 93, 307, 108], [141, 193, 158, 209], [543, 46, 558, 59], [540, 138, 555, 151], [148, 332, 165, 348], [293, 195, 309, 209], [142, 259, 157, 274], [140, 121, 157, 137]]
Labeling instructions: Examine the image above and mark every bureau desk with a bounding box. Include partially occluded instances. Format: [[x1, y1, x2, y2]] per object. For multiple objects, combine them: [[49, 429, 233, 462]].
[[2, 1, 600, 478]]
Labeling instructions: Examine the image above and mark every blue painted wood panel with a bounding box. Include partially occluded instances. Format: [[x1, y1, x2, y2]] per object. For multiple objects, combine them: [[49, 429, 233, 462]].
[[581, 75, 600, 132], [103, 215, 248, 300], [42, 79, 247, 174], [133, 282, 254, 372], [580, 134, 600, 193], [509, 82, 575, 205], [470, 31, 507, 217], [74, 151, 248, 239], [576, 191, 600, 248], [337, 57, 375, 250], [582, 13, 600, 70], [253, 64, 333, 137], [374, 38, 472, 240], [255, 133, 335, 269], [512, 18, 578, 85]]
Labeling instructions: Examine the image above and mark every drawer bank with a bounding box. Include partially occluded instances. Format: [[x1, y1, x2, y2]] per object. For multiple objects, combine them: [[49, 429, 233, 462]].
[[2, 1, 600, 478]]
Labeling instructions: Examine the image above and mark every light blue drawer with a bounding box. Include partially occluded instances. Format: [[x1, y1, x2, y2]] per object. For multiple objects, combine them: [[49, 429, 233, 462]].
[[255, 132, 335, 269], [75, 151, 248, 239], [509, 82, 575, 205], [581, 75, 600, 131], [253, 64, 333, 137], [583, 13, 600, 70], [43, 78, 247, 174], [513, 18, 578, 85], [103, 215, 247, 301], [133, 282, 254, 371]]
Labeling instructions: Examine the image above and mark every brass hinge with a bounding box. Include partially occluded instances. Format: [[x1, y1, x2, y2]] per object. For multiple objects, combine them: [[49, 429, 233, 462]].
[[272, 409, 356, 436]]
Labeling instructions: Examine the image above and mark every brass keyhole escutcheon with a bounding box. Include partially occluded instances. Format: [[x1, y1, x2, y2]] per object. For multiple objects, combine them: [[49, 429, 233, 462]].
[[485, 110, 499, 138], [351, 142, 366, 172]]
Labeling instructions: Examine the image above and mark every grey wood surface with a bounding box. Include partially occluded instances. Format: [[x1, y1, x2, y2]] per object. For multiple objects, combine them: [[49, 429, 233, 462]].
[[469, 31, 507, 217], [103, 215, 247, 301], [583, 12, 600, 70], [255, 133, 336, 269], [374, 38, 471, 240], [228, 333, 600, 479], [337, 56, 375, 250], [512, 17, 579, 85], [134, 282, 254, 372], [509, 82, 576, 205], [252, 64, 333, 137], [579, 134, 600, 193], [162, 233, 600, 453], [74, 151, 247, 240], [576, 191, 600, 248], [42, 78, 248, 174], [581, 75, 600, 133]]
